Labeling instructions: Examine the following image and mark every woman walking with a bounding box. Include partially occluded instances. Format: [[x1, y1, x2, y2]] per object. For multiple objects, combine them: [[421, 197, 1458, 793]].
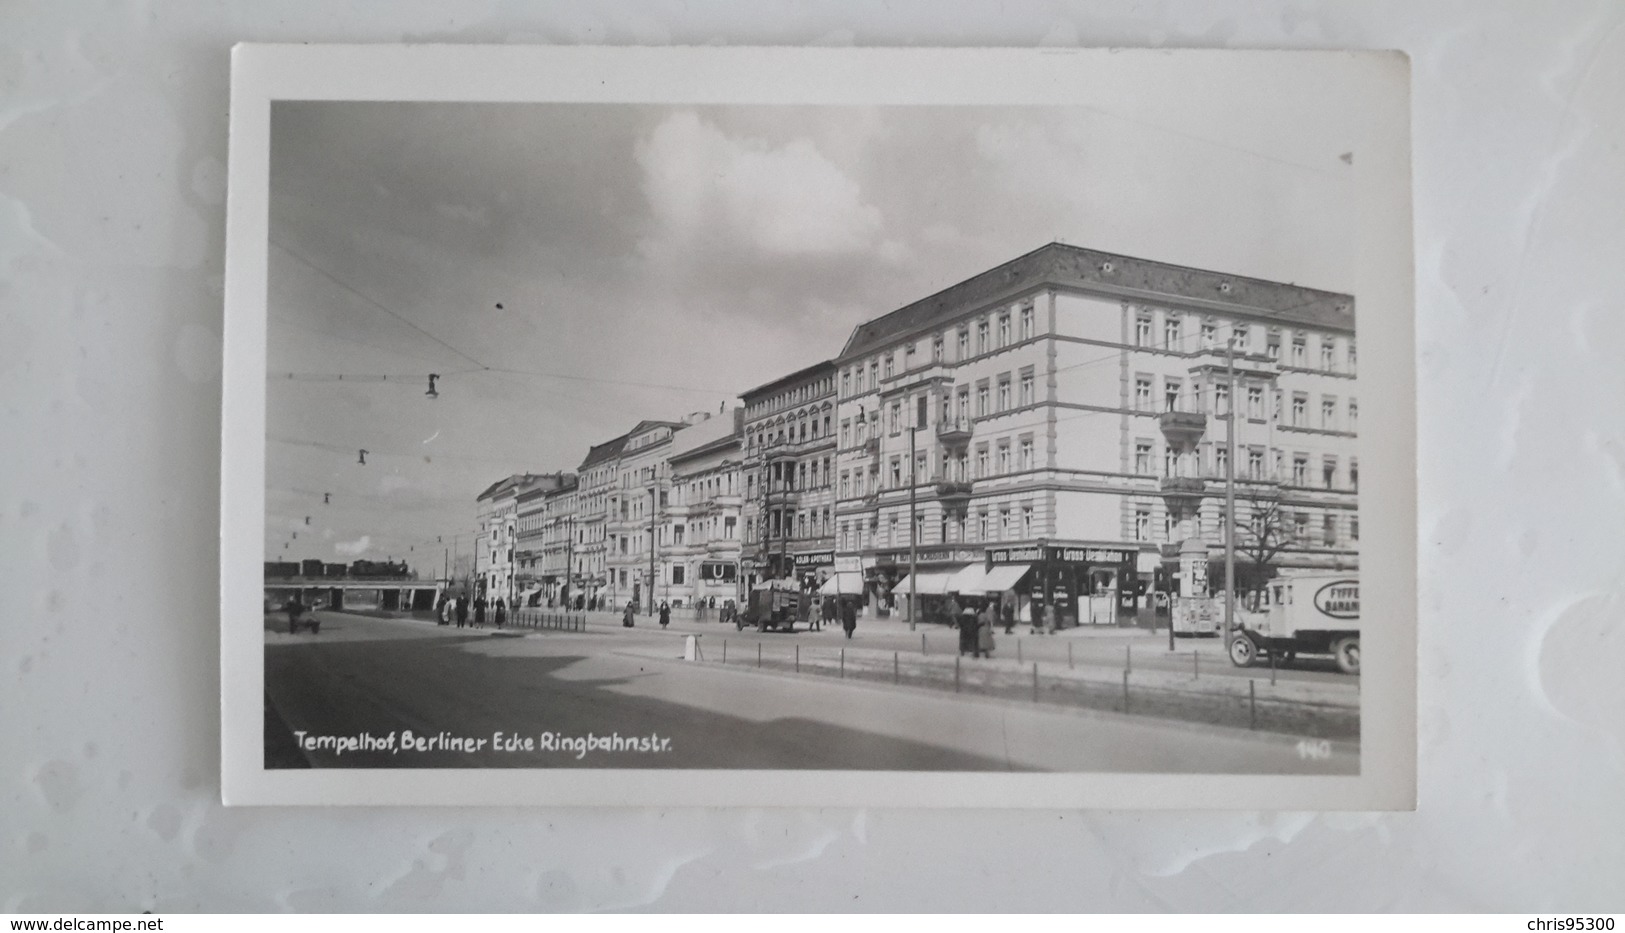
[[658, 601, 671, 629], [977, 602, 996, 659], [622, 601, 636, 628], [493, 597, 506, 629]]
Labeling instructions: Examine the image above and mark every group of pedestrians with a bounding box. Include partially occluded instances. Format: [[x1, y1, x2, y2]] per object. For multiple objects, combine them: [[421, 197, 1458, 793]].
[[437, 594, 508, 629]]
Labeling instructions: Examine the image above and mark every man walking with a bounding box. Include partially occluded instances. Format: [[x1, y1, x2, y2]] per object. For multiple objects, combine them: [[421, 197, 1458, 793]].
[[658, 600, 670, 629], [493, 596, 506, 629], [840, 597, 857, 639]]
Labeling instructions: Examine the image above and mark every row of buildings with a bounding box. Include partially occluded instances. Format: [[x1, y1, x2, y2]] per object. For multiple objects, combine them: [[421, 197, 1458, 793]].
[[473, 242, 1359, 625]]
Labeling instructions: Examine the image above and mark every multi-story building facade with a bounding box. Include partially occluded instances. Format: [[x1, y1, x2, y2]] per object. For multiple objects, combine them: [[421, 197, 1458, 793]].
[[485, 473, 570, 607], [540, 475, 580, 608], [663, 408, 745, 608], [831, 242, 1357, 625], [605, 419, 687, 612], [739, 362, 839, 593], [574, 434, 630, 610], [474, 474, 524, 604]]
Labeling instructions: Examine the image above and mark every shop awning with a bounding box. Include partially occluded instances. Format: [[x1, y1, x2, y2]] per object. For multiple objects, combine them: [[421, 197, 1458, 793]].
[[818, 572, 863, 596], [945, 564, 990, 594], [893, 569, 961, 596], [980, 563, 1033, 593]]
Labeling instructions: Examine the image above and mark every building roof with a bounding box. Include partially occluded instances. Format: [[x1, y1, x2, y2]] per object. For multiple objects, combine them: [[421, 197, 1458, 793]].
[[738, 359, 837, 403], [576, 432, 631, 471], [541, 475, 580, 497], [475, 474, 527, 502], [839, 242, 1355, 361], [516, 473, 574, 503], [669, 408, 742, 467]]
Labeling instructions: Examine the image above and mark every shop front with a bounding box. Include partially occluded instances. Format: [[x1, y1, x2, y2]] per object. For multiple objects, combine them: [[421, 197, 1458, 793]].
[[1019, 544, 1142, 628], [875, 546, 982, 624]]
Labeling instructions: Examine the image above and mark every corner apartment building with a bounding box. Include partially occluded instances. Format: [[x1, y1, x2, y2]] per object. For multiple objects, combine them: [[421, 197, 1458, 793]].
[[830, 242, 1357, 625], [605, 419, 687, 612], [662, 408, 745, 608], [574, 433, 630, 610], [484, 473, 571, 607], [739, 362, 838, 592]]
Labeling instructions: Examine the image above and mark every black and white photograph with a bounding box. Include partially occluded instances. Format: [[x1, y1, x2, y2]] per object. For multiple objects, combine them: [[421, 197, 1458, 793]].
[[223, 46, 1416, 807]]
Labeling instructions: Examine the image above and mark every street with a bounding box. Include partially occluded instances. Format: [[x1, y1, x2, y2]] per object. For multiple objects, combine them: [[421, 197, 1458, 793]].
[[264, 610, 1358, 774]]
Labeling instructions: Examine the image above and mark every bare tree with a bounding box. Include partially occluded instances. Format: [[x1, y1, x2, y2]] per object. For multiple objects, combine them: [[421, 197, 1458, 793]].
[[1229, 489, 1298, 587]]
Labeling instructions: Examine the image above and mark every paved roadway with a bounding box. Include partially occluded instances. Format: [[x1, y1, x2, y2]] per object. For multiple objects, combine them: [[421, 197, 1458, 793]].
[[263, 610, 1357, 774]]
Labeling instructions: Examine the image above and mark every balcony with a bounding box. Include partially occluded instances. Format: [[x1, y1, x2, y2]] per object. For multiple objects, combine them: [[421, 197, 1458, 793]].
[[1158, 410, 1207, 448], [936, 416, 974, 447], [935, 480, 973, 510]]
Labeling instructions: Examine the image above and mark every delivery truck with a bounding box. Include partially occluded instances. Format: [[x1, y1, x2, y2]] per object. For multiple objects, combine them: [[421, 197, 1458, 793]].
[[1228, 573, 1360, 674]]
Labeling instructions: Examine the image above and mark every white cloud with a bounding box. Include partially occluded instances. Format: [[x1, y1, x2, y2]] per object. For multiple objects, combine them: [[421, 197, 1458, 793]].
[[334, 535, 372, 557], [635, 111, 883, 261]]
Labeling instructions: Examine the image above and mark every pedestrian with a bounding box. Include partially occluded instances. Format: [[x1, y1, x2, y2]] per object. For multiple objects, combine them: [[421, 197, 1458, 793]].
[[437, 596, 450, 626], [808, 594, 822, 632], [1001, 591, 1016, 635], [455, 596, 468, 629], [494, 597, 506, 629], [955, 596, 978, 657], [622, 602, 636, 628], [284, 595, 304, 635], [659, 601, 670, 628], [978, 602, 997, 659], [473, 595, 486, 629], [840, 597, 857, 639], [1043, 600, 1057, 636]]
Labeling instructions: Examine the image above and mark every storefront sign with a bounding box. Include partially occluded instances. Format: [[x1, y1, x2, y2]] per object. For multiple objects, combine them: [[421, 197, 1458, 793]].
[[986, 546, 1043, 567], [794, 551, 835, 567], [1048, 546, 1134, 565], [876, 548, 978, 565], [700, 561, 737, 582], [834, 555, 863, 573]]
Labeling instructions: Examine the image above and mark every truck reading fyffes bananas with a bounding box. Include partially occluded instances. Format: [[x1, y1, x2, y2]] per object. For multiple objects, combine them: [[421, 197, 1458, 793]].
[[1228, 573, 1360, 674]]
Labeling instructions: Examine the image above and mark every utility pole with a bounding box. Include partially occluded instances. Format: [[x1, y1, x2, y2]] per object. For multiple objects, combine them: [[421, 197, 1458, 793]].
[[562, 515, 574, 610], [1224, 331, 1238, 646], [907, 424, 918, 631], [648, 485, 658, 615]]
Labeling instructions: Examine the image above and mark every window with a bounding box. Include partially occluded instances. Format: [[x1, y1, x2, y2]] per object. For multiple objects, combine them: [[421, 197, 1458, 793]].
[[1323, 456, 1338, 489], [1349, 398, 1359, 430], [977, 319, 989, 354], [956, 386, 970, 419], [904, 343, 917, 369], [1322, 397, 1337, 429], [1292, 393, 1307, 426], [916, 395, 928, 430], [1350, 459, 1359, 492], [1292, 455, 1308, 486], [1201, 320, 1217, 348], [890, 456, 902, 488], [1348, 340, 1358, 372], [1135, 314, 1152, 346], [976, 382, 990, 417], [1321, 340, 1335, 371], [1135, 508, 1152, 541], [1351, 515, 1360, 541], [840, 471, 850, 498], [1164, 315, 1182, 349], [724, 516, 736, 538], [1323, 514, 1338, 547], [1021, 504, 1034, 537], [932, 334, 944, 362], [914, 451, 927, 482], [1291, 333, 1306, 366], [1019, 370, 1034, 406], [1234, 324, 1250, 352], [997, 312, 1010, 347], [883, 355, 895, 379], [869, 360, 879, 387], [889, 401, 901, 435], [999, 508, 1011, 540], [1020, 305, 1033, 340], [976, 445, 989, 478], [854, 471, 865, 496], [1249, 448, 1264, 478], [1164, 377, 1182, 412], [997, 440, 1011, 474], [957, 327, 969, 359], [841, 370, 850, 396], [1019, 436, 1034, 471], [1135, 441, 1152, 474], [671, 564, 685, 585], [977, 511, 990, 542], [888, 515, 899, 547], [1265, 330, 1280, 360], [1214, 445, 1228, 476], [840, 419, 850, 447], [1215, 382, 1230, 415], [997, 375, 1011, 411], [1135, 376, 1153, 410], [1164, 446, 1177, 477], [673, 524, 685, 544]]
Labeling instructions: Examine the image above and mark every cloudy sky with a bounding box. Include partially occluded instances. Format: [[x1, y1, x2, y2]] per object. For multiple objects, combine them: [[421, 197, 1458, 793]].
[[265, 94, 1357, 569]]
